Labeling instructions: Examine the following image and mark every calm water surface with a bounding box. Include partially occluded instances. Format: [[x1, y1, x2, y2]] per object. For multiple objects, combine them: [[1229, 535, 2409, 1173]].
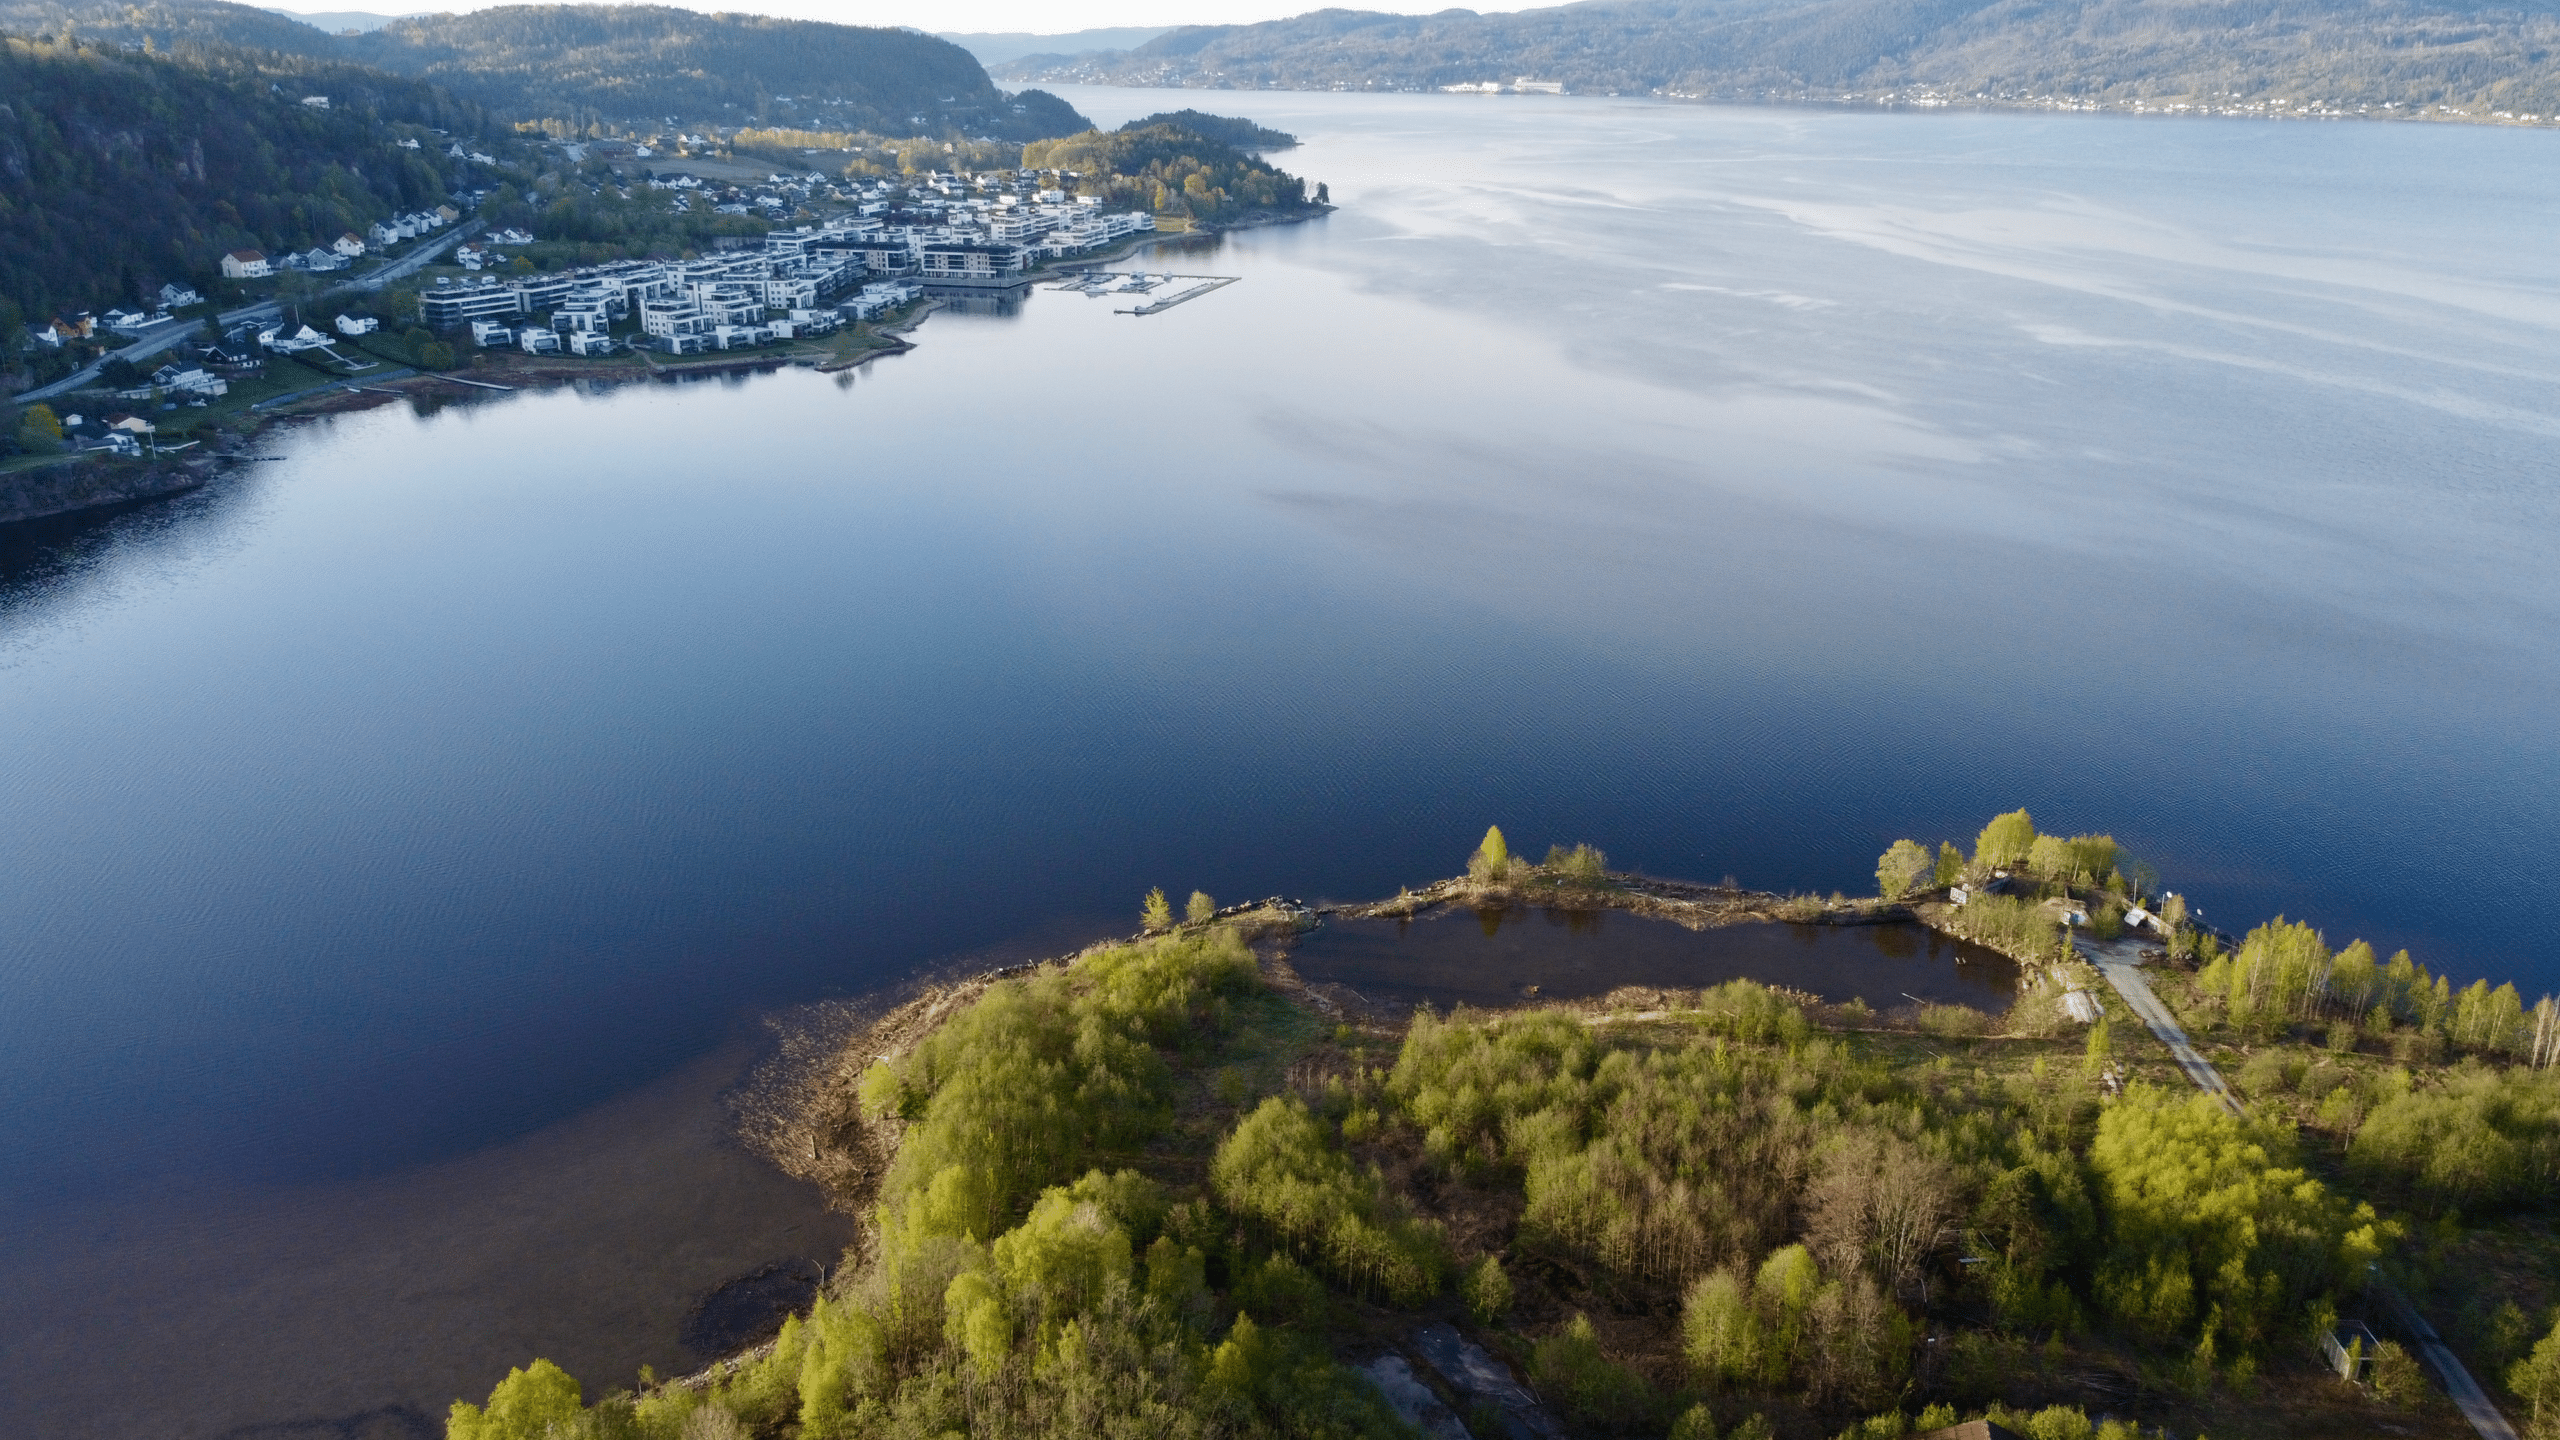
[[1288, 912, 2018, 1013], [4, 90, 2557, 1433]]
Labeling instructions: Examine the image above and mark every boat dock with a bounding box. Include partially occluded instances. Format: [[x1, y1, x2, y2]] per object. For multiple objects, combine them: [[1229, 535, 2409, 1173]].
[[1048, 269, 1242, 316], [1116, 276, 1239, 316]]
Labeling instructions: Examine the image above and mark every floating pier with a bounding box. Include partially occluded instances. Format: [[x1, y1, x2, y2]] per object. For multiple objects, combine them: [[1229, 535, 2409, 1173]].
[[1115, 276, 1240, 316], [1048, 270, 1241, 314]]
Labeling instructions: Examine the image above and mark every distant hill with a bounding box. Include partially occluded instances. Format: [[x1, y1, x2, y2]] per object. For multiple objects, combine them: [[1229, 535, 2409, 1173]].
[[0, 1, 1093, 137], [993, 0, 2560, 116], [1121, 109, 1298, 150], [342, 6, 1087, 139], [936, 25, 1174, 66], [265, 9, 417, 34]]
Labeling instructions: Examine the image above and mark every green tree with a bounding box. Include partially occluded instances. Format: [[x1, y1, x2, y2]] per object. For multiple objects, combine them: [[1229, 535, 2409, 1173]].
[[418, 340, 455, 369], [1463, 1253, 1512, 1323], [2083, 1017, 2112, 1077], [1876, 839, 1932, 900], [1468, 825, 1510, 882], [2508, 1313, 2560, 1436], [1974, 809, 2036, 870], [1141, 887, 1173, 931], [1186, 890, 1217, 924], [1934, 842, 1964, 888], [2089, 1088, 2390, 1356], [2373, 1340, 2426, 1408], [447, 1358, 581, 1440], [16, 401, 63, 454]]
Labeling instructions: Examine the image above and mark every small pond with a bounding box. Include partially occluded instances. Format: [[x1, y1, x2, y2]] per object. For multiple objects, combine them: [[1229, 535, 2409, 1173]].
[[1287, 907, 2019, 1013]]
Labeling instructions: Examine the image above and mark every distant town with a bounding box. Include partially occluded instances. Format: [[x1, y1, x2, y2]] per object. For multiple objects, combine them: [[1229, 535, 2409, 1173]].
[[412, 170, 1157, 360]]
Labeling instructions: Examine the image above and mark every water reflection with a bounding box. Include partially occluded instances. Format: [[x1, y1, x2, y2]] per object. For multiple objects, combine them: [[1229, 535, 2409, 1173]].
[[1290, 908, 2018, 1013]]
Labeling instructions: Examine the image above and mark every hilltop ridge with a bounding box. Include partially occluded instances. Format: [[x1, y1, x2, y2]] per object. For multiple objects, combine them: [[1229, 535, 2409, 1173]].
[[996, 0, 2560, 121]]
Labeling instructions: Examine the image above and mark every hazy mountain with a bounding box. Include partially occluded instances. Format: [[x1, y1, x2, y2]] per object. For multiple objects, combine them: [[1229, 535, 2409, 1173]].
[[994, 0, 2560, 114], [936, 25, 1174, 66], [265, 9, 417, 33]]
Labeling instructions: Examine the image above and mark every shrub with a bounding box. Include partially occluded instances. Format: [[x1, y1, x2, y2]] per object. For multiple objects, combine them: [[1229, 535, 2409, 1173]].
[[1142, 887, 1174, 931], [1919, 1004, 1991, 1039], [1943, 893, 2065, 962], [1211, 1096, 1447, 1304], [1186, 889, 1217, 924], [1669, 1404, 1720, 1440], [2082, 1017, 2112, 1077], [2373, 1339, 2426, 1406], [1531, 1314, 1657, 1428], [1469, 825, 1511, 882], [1546, 842, 1609, 885]]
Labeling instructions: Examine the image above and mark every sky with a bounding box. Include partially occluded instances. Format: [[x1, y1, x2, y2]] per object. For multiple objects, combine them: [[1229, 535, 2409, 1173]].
[[256, 0, 1538, 31]]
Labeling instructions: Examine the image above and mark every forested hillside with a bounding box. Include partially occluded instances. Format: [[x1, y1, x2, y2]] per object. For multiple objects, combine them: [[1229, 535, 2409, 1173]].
[[1026, 121, 1316, 225], [0, 0, 1091, 138], [0, 34, 469, 323], [996, 0, 2560, 117], [346, 7, 1085, 140]]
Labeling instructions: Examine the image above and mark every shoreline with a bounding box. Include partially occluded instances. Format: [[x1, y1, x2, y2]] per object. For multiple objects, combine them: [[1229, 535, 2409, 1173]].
[[2, 207, 1332, 529]]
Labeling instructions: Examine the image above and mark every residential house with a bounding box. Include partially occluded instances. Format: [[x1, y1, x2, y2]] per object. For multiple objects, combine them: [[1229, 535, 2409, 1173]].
[[368, 221, 403, 248], [566, 329, 618, 357], [334, 232, 367, 258], [471, 319, 515, 347], [221, 249, 272, 279], [158, 283, 202, 308], [335, 314, 379, 336]]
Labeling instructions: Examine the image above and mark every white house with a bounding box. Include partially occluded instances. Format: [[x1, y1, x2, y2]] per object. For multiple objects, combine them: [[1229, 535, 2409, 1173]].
[[334, 232, 367, 257], [158, 282, 202, 308], [566, 329, 618, 356], [335, 314, 379, 336], [260, 324, 330, 353], [517, 326, 560, 355], [368, 221, 403, 247], [471, 319, 515, 347], [221, 249, 272, 279], [301, 95, 330, 108]]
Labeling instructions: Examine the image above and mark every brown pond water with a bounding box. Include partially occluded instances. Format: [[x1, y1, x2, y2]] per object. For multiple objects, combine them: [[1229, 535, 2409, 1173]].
[[1287, 908, 2019, 1014]]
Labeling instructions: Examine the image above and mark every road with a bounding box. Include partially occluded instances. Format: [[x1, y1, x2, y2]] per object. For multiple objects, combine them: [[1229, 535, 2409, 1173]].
[[2078, 931, 2518, 1440], [2080, 934, 2241, 1114], [17, 220, 482, 406]]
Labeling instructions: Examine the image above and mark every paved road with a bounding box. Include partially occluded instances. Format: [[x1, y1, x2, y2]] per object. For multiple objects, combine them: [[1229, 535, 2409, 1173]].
[[2077, 932, 2518, 1440], [17, 220, 480, 405], [18, 320, 207, 404]]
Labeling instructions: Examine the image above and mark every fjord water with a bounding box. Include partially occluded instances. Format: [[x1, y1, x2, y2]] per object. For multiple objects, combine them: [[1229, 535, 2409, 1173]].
[[5, 90, 2558, 1433]]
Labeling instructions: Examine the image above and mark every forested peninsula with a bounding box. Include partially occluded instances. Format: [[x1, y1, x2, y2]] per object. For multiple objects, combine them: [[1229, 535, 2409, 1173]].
[[442, 814, 2560, 1440]]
